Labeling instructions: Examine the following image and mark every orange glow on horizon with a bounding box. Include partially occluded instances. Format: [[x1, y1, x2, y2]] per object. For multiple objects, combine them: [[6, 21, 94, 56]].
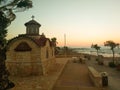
[[6, 0, 120, 48]]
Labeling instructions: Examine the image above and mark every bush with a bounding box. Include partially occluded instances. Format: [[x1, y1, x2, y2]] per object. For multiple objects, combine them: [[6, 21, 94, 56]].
[[108, 62, 116, 68], [96, 58, 99, 61]]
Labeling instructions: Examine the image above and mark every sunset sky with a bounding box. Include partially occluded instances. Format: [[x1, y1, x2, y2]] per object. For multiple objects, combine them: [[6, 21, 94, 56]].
[[7, 0, 120, 47]]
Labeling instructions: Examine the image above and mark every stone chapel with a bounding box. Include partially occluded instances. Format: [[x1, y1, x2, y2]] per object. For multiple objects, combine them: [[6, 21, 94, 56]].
[[6, 17, 56, 76]]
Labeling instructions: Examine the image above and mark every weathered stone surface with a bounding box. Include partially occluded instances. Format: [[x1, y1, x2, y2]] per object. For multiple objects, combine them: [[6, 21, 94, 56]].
[[88, 66, 102, 87], [6, 37, 55, 76]]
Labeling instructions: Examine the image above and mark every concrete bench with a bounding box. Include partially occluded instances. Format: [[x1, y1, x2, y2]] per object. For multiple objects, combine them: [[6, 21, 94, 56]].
[[88, 66, 102, 87]]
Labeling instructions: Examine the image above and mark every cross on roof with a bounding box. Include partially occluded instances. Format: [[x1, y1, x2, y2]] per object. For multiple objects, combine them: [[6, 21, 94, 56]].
[[31, 15, 35, 20]]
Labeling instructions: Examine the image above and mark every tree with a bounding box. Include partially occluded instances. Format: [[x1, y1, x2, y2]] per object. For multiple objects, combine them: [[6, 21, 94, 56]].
[[104, 40, 119, 63], [91, 44, 101, 56], [51, 37, 58, 55], [51, 37, 57, 47], [0, 0, 32, 22], [0, 0, 33, 89]]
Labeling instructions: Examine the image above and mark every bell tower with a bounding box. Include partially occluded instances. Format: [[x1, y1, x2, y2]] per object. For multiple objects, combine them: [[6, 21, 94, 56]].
[[24, 16, 41, 35]]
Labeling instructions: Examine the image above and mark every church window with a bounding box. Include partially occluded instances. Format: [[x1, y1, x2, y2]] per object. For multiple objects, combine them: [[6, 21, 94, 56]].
[[14, 42, 32, 52]]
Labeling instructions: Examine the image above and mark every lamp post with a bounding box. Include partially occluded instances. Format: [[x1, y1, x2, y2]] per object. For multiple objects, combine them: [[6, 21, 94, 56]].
[[64, 34, 67, 58]]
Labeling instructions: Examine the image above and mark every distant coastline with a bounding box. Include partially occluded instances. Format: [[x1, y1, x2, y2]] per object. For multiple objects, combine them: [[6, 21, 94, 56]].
[[72, 47, 120, 57]]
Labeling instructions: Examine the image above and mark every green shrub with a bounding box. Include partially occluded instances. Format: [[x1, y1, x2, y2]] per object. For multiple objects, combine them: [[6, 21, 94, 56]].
[[96, 58, 99, 61], [108, 62, 116, 68]]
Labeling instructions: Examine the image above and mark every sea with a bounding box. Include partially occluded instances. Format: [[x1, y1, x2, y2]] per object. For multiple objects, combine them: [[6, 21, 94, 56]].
[[73, 47, 120, 57]]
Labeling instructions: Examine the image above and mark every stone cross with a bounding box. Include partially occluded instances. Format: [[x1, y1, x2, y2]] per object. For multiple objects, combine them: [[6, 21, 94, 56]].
[[32, 15, 35, 20]]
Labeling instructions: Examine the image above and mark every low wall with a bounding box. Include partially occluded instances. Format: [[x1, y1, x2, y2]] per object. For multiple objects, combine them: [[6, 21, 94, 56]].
[[88, 66, 102, 87]]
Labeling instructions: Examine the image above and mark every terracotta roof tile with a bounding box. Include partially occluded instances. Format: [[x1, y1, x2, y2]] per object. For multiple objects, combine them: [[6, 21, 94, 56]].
[[7, 35, 54, 48], [33, 36, 53, 47]]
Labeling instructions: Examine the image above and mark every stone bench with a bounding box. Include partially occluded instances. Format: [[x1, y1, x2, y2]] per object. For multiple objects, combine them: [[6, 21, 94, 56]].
[[88, 66, 102, 87]]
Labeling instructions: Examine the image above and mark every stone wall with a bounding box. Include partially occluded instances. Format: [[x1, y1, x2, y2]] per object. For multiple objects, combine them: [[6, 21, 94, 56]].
[[88, 66, 102, 87], [6, 61, 43, 76], [6, 39, 43, 76], [40, 41, 56, 75], [6, 38, 56, 76], [42, 57, 56, 75]]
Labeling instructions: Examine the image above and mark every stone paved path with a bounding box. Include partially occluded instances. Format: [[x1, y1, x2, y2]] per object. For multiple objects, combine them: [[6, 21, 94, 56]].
[[53, 60, 104, 90]]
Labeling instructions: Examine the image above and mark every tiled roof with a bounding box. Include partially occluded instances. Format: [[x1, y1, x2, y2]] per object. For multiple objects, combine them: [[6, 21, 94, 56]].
[[7, 35, 54, 49], [33, 36, 54, 47]]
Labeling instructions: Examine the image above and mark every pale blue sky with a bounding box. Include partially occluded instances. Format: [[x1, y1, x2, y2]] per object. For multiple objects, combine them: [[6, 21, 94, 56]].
[[7, 0, 120, 47]]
